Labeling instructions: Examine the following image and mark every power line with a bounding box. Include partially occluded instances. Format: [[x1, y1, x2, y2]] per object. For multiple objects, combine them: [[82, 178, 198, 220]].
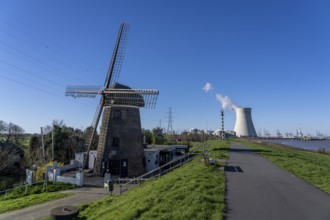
[[0, 74, 95, 108], [0, 26, 94, 84], [0, 40, 85, 84], [0, 59, 64, 88], [0, 66, 62, 90], [0, 7, 96, 81]]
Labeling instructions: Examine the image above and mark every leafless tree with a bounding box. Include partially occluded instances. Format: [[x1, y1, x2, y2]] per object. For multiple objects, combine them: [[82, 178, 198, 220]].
[[0, 120, 7, 134], [6, 122, 25, 144]]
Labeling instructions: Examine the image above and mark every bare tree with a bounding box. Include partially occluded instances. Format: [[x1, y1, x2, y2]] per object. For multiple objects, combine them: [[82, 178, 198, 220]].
[[6, 122, 25, 144], [0, 120, 7, 134]]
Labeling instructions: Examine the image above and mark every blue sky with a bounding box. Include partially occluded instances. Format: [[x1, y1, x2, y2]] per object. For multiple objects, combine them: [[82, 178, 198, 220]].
[[0, 0, 329, 136]]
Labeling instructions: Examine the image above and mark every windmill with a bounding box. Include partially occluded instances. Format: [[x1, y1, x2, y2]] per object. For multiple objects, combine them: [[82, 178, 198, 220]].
[[65, 23, 159, 177]]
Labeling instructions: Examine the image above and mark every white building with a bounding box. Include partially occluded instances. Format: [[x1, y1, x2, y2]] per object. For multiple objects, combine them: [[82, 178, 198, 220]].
[[74, 150, 97, 170], [144, 145, 188, 172]]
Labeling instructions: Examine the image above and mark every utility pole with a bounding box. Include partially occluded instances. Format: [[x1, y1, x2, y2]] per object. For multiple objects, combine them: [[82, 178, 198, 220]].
[[41, 127, 46, 163], [221, 110, 225, 140], [52, 130, 54, 161]]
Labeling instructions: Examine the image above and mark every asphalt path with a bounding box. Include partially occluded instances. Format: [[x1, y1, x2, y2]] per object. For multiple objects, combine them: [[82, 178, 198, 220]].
[[225, 142, 330, 220], [0, 187, 110, 220]]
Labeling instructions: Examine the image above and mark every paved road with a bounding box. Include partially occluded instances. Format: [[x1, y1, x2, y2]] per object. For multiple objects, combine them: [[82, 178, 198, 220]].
[[225, 142, 330, 220], [0, 187, 112, 220]]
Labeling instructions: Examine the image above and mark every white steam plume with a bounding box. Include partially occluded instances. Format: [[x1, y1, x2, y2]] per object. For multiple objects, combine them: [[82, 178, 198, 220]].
[[202, 82, 213, 93], [216, 94, 239, 111]]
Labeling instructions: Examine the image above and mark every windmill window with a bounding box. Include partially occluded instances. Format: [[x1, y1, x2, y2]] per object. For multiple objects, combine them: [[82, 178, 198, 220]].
[[114, 110, 121, 119], [112, 137, 120, 147]]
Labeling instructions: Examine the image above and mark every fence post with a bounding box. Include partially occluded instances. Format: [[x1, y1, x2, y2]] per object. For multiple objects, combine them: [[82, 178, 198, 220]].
[[4, 190, 7, 199], [45, 177, 48, 192], [25, 184, 28, 195]]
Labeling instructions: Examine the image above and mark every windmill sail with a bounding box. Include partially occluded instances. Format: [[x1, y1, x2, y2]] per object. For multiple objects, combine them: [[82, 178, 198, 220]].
[[104, 23, 130, 89], [85, 103, 102, 147], [65, 85, 101, 98]]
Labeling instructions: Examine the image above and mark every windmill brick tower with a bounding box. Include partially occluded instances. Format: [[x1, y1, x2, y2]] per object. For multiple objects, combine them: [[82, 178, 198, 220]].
[[66, 23, 159, 177]]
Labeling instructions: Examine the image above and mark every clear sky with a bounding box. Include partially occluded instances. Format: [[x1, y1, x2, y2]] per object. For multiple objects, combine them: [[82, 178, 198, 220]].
[[0, 0, 329, 136]]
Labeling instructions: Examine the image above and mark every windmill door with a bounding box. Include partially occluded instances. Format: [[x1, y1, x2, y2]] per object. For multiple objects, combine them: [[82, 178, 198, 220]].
[[120, 159, 128, 177], [109, 159, 120, 175]]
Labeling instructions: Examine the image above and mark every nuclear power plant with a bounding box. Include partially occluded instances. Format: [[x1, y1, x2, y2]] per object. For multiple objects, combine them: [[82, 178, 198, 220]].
[[234, 107, 257, 137]]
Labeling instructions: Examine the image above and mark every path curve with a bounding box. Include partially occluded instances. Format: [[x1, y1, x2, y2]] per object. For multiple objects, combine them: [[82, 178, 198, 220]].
[[0, 187, 111, 220]]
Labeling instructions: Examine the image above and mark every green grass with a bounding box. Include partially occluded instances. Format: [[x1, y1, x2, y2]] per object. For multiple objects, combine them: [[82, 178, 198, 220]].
[[238, 139, 330, 194], [0, 182, 76, 213], [0, 192, 73, 213], [20, 137, 31, 148], [77, 140, 229, 220], [0, 182, 76, 200]]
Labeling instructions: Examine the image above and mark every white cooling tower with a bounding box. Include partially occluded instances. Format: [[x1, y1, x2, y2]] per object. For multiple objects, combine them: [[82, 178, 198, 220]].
[[234, 107, 257, 137]]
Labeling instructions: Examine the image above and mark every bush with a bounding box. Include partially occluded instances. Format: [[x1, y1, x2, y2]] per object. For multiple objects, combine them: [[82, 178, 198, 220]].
[[35, 161, 64, 181], [0, 179, 15, 191]]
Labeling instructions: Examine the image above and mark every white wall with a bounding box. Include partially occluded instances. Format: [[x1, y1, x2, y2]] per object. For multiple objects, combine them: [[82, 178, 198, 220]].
[[145, 151, 159, 172]]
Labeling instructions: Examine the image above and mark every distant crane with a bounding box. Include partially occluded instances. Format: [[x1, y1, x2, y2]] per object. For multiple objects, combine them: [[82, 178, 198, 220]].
[[263, 129, 270, 138], [296, 128, 303, 138], [276, 130, 282, 138]]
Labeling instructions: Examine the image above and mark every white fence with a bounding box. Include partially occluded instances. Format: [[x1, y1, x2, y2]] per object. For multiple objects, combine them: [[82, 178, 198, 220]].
[[54, 172, 83, 186], [25, 160, 84, 187], [46, 161, 84, 187]]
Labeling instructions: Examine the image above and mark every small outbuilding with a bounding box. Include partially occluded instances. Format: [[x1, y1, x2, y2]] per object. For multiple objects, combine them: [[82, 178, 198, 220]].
[[74, 150, 97, 170], [144, 145, 188, 172]]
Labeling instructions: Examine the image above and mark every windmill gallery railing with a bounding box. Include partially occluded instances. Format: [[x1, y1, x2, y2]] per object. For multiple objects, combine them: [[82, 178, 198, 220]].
[[118, 143, 210, 194]]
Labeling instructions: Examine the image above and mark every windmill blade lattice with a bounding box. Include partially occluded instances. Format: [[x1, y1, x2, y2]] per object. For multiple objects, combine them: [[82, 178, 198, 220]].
[[65, 85, 101, 98], [105, 23, 130, 89]]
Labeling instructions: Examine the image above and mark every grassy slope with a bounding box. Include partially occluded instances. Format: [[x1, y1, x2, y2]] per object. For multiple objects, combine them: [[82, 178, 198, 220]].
[[239, 140, 330, 194], [0, 192, 72, 213], [78, 140, 229, 220], [0, 182, 75, 213]]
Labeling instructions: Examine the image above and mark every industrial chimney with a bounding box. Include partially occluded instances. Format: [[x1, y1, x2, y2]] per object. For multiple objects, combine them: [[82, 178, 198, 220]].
[[234, 107, 257, 137]]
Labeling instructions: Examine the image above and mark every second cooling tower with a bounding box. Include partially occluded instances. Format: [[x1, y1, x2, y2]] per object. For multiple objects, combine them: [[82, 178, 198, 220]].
[[234, 107, 257, 137]]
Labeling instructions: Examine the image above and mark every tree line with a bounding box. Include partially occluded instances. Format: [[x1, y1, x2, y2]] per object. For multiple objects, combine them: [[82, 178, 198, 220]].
[[0, 119, 214, 179]]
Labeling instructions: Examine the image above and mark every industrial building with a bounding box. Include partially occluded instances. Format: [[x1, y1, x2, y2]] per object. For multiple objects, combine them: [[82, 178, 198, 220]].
[[234, 107, 257, 137]]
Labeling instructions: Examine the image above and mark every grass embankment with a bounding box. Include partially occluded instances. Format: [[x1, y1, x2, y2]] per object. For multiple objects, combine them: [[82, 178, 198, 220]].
[[0, 192, 71, 213], [0, 182, 75, 213], [239, 140, 330, 194], [77, 140, 230, 220]]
